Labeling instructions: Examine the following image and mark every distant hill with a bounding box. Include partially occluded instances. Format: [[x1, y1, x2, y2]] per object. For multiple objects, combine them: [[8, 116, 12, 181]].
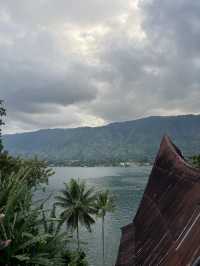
[[3, 114, 200, 162]]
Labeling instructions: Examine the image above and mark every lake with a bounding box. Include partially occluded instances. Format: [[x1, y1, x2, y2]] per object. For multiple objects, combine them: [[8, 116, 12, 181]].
[[36, 165, 151, 266]]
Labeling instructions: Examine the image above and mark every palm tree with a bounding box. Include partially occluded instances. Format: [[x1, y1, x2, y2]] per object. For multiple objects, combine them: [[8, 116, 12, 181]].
[[55, 178, 97, 251], [96, 190, 115, 266]]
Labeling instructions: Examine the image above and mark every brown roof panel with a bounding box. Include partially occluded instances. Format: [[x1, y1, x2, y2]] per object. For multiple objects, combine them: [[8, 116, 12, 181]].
[[115, 135, 200, 266]]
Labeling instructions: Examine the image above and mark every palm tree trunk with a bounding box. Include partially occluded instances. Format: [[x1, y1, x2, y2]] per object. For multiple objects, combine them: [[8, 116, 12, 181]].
[[77, 222, 80, 251], [102, 215, 105, 266]]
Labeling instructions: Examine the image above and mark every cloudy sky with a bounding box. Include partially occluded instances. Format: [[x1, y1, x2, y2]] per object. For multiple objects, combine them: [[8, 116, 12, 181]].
[[0, 0, 200, 133]]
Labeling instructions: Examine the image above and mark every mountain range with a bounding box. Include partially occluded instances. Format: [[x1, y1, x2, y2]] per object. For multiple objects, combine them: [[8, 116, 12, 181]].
[[3, 114, 200, 162]]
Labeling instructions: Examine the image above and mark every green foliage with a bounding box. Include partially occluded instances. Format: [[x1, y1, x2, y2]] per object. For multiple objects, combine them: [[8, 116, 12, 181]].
[[0, 166, 89, 265], [0, 100, 89, 265], [95, 191, 115, 218], [0, 99, 53, 187], [0, 100, 6, 153], [0, 152, 53, 187], [4, 114, 200, 162], [192, 155, 200, 168], [0, 100, 6, 122], [0, 167, 68, 265], [55, 179, 116, 265], [95, 191, 115, 266], [55, 179, 96, 250], [63, 250, 88, 266], [0, 213, 11, 251]]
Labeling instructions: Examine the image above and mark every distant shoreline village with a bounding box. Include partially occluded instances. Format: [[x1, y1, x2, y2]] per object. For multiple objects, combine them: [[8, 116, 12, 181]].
[[48, 159, 152, 167]]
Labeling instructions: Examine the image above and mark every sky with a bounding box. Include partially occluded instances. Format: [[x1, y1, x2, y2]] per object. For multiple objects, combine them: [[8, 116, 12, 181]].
[[0, 0, 200, 133]]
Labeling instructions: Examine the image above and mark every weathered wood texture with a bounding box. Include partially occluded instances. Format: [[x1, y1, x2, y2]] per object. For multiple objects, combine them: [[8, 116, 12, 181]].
[[116, 136, 200, 266]]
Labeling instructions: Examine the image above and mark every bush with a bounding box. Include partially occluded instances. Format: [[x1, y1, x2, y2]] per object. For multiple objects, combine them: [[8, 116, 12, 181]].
[[0, 167, 69, 265]]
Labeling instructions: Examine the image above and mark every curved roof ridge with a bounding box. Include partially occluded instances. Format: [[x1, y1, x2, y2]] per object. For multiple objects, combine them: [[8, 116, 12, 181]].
[[161, 135, 200, 174]]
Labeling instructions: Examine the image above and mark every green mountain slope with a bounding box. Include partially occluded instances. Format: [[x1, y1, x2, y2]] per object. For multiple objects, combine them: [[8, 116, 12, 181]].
[[3, 114, 200, 162]]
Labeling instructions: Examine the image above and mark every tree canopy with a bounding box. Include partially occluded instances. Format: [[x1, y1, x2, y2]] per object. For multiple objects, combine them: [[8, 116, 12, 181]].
[[0, 100, 6, 152]]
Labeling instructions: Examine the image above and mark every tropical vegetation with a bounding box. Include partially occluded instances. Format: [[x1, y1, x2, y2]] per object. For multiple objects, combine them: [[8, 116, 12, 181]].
[[0, 101, 90, 265], [55, 179, 96, 251], [192, 154, 200, 168], [96, 191, 115, 266], [0, 100, 116, 265], [55, 179, 116, 265], [0, 99, 6, 153]]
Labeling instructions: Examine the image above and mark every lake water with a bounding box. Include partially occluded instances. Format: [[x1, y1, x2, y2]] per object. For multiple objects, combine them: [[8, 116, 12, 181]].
[[36, 165, 151, 266]]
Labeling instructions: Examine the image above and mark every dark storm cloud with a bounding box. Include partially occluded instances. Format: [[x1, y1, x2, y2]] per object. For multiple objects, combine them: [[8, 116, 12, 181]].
[[0, 59, 98, 113], [0, 0, 200, 132]]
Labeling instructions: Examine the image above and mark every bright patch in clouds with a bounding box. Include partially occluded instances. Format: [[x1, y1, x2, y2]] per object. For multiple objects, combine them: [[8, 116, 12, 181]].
[[0, 0, 200, 133]]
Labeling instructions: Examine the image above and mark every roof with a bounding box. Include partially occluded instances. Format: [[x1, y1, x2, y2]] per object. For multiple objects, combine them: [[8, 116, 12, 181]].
[[115, 135, 200, 266]]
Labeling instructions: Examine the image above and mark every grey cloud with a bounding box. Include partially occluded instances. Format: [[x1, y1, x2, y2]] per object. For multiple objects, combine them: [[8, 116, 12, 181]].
[[1, 0, 128, 26], [141, 0, 200, 56], [85, 0, 200, 122], [0, 62, 98, 113], [0, 20, 98, 115], [4, 105, 83, 133], [1, 0, 200, 133]]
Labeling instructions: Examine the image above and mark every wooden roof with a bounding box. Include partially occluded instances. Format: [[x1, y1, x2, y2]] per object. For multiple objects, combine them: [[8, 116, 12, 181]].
[[116, 136, 200, 266]]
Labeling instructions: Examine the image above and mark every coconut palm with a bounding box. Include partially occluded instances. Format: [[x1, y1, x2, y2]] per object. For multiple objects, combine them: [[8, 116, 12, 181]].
[[96, 190, 115, 266], [55, 178, 97, 251]]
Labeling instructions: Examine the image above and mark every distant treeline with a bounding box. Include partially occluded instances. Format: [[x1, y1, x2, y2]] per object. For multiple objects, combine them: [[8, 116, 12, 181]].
[[4, 114, 200, 163]]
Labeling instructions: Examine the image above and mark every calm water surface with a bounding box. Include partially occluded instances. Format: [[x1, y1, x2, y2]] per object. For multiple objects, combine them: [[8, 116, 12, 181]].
[[36, 165, 151, 266]]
